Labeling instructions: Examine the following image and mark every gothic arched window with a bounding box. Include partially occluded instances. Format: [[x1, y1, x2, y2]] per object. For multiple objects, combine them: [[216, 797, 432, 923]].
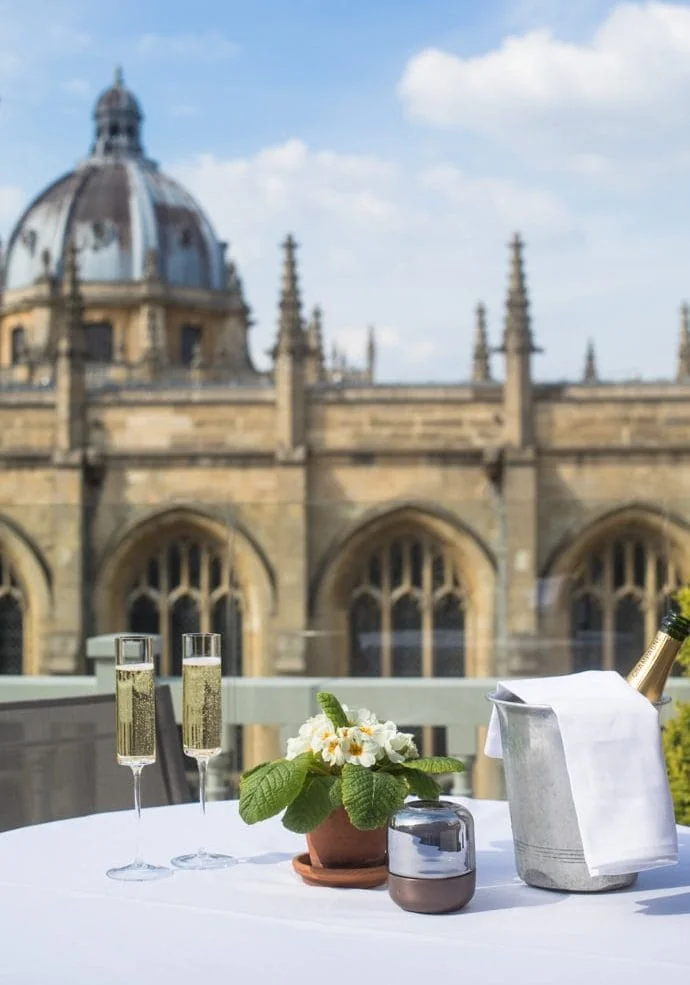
[[84, 321, 114, 363], [126, 534, 243, 676], [569, 532, 683, 675], [180, 325, 203, 367], [348, 533, 467, 755], [0, 554, 24, 674], [10, 327, 26, 365]]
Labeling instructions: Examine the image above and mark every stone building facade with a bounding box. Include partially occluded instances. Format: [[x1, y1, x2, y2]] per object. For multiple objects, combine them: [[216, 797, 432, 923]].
[[1, 73, 689, 785]]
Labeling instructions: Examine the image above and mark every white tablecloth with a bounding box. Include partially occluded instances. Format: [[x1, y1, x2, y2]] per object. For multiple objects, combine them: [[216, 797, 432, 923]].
[[0, 798, 688, 984]]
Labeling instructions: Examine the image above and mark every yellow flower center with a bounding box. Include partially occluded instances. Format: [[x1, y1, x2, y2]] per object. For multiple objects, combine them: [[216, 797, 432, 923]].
[[349, 739, 363, 756]]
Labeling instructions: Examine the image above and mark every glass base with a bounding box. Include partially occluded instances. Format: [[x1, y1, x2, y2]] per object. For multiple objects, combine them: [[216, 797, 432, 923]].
[[171, 851, 237, 870], [106, 861, 174, 882]]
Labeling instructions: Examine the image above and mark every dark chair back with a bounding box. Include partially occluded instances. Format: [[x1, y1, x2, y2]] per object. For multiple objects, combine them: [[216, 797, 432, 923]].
[[0, 684, 191, 832]]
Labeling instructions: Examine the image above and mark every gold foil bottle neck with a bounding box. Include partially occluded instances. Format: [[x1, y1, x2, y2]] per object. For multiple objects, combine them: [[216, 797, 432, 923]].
[[625, 631, 683, 703]]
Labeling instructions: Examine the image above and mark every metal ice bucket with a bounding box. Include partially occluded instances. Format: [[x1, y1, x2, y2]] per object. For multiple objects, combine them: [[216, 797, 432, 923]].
[[487, 691, 641, 893]]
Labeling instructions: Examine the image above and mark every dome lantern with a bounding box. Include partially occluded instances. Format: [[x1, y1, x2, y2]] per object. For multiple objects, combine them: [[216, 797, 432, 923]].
[[91, 67, 144, 160]]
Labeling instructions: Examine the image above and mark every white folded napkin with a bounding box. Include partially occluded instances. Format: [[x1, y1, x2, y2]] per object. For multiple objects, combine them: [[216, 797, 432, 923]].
[[485, 670, 678, 877]]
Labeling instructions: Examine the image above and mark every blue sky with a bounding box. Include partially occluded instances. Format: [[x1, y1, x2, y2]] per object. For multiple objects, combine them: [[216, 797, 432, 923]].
[[1, 0, 690, 381]]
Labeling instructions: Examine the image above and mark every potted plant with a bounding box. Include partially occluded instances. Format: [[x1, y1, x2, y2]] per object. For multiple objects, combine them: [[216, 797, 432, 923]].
[[239, 691, 465, 885]]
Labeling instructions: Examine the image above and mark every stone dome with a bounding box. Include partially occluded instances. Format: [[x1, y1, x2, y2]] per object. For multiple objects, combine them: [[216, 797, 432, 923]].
[[4, 69, 225, 292]]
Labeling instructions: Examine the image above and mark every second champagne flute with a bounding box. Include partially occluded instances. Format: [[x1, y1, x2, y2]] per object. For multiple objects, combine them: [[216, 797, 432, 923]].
[[171, 633, 236, 869]]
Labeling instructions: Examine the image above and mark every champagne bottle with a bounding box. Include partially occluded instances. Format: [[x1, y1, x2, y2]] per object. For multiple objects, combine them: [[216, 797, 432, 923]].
[[625, 607, 690, 702]]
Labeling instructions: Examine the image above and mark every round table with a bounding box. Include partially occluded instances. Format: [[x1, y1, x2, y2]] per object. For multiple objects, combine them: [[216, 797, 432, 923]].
[[0, 798, 688, 984]]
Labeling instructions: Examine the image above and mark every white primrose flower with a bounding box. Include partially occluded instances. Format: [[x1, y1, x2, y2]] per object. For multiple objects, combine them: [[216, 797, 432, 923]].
[[285, 735, 311, 760], [307, 714, 338, 753], [348, 707, 378, 730], [347, 706, 375, 725], [319, 732, 348, 766], [285, 704, 417, 768], [341, 726, 383, 767], [303, 714, 351, 766], [285, 713, 335, 760], [379, 725, 419, 764], [348, 707, 395, 749]]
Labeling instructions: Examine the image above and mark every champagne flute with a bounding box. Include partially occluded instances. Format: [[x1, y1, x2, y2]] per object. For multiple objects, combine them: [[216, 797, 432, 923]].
[[107, 636, 173, 882], [171, 633, 236, 869]]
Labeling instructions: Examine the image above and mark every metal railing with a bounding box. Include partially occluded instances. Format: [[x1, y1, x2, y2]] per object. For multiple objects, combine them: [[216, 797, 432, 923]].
[[0, 635, 688, 800]]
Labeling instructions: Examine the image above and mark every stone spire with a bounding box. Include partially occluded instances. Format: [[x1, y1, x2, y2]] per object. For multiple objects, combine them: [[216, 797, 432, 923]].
[[497, 233, 540, 447], [366, 325, 376, 382], [306, 305, 325, 383], [273, 234, 308, 454], [62, 242, 84, 350], [274, 234, 307, 357], [583, 339, 598, 384], [226, 258, 243, 297], [307, 305, 323, 352], [472, 302, 491, 383], [677, 302, 690, 381], [502, 233, 537, 353]]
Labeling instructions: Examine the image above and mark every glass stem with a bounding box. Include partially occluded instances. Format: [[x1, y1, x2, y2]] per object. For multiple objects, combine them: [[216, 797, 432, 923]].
[[131, 765, 144, 867], [197, 756, 209, 858]]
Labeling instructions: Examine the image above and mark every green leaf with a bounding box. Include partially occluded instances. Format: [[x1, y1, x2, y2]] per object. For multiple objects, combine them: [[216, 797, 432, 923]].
[[329, 777, 343, 809], [239, 755, 310, 824], [239, 761, 271, 785], [282, 775, 335, 833], [316, 692, 349, 729], [401, 767, 442, 800], [341, 763, 407, 830], [403, 756, 465, 774]]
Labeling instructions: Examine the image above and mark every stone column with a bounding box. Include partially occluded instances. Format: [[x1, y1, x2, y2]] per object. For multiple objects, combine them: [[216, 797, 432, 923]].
[[273, 456, 309, 674], [50, 243, 87, 673], [47, 462, 86, 673], [503, 448, 540, 670]]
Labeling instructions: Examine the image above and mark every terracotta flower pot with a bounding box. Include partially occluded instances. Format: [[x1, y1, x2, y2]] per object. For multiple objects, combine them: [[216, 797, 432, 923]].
[[306, 807, 387, 869]]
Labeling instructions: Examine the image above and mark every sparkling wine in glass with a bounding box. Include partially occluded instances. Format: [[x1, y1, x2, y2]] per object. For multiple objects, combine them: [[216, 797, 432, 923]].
[[171, 633, 236, 870], [106, 636, 173, 882]]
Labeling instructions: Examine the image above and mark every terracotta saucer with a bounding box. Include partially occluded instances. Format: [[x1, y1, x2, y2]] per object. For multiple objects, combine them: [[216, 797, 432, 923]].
[[292, 852, 388, 889]]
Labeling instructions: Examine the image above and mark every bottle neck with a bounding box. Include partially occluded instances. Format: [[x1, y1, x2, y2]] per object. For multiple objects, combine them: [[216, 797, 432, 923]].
[[625, 629, 685, 703]]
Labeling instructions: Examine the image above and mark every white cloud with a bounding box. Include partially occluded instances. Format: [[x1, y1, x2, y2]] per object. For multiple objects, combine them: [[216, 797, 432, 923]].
[[399, 2, 690, 170], [333, 324, 434, 367], [173, 140, 404, 262], [420, 166, 572, 232], [135, 31, 239, 61], [171, 139, 582, 381]]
